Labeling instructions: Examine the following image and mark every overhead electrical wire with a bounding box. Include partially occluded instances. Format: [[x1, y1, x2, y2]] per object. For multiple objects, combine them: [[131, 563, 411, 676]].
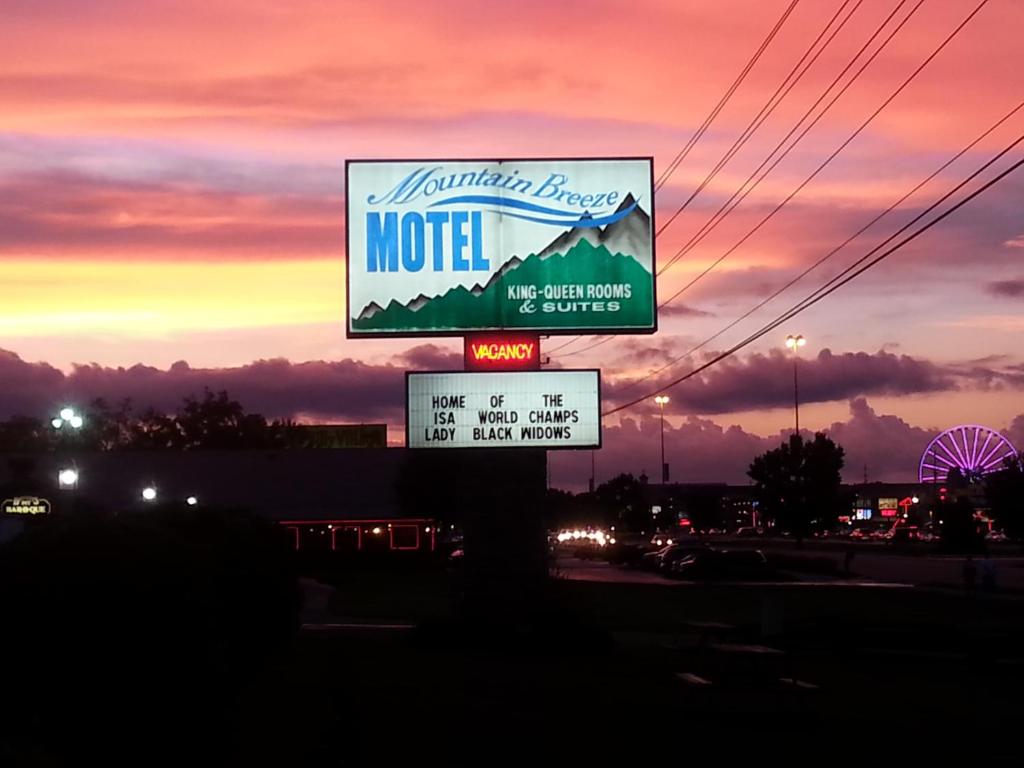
[[544, 0, 803, 357], [656, 0, 919, 277], [602, 136, 1024, 416], [554, 0, 931, 359], [612, 99, 1024, 394], [655, 0, 802, 192], [656, 0, 990, 307], [654, 0, 864, 241]]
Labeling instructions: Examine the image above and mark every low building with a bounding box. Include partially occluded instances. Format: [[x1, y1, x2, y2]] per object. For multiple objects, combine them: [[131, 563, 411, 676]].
[[0, 448, 440, 554]]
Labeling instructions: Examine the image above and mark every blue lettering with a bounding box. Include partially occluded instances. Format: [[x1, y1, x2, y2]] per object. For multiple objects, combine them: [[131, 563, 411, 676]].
[[366, 166, 438, 205], [532, 172, 567, 199], [470, 211, 488, 271], [426, 211, 448, 271], [401, 212, 425, 272], [366, 212, 398, 272], [451, 211, 469, 271]]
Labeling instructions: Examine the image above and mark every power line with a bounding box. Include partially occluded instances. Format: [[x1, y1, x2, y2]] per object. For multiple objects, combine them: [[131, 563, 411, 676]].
[[614, 99, 1024, 395], [749, 140, 1024, 345], [656, 0, 926, 283], [553, 0, 922, 360], [603, 139, 1024, 416], [546, 0, 802, 358], [657, 0, 990, 306], [655, 0, 862, 241], [655, 0, 802, 192]]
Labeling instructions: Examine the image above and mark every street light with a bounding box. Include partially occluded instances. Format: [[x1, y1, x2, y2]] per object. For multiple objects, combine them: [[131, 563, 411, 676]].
[[58, 468, 79, 489], [141, 487, 157, 502], [51, 406, 84, 432], [654, 395, 670, 483], [784, 334, 807, 436], [186, 496, 198, 506]]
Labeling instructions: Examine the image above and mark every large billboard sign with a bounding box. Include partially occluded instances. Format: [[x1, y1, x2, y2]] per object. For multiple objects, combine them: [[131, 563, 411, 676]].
[[346, 158, 655, 337], [406, 370, 600, 450]]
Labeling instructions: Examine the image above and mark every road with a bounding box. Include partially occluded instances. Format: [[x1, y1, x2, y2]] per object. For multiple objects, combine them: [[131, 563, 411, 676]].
[[555, 550, 1024, 590], [553, 556, 910, 587]]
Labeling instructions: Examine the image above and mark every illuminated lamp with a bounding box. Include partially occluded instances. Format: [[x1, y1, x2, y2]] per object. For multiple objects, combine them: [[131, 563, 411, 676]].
[[58, 468, 79, 488]]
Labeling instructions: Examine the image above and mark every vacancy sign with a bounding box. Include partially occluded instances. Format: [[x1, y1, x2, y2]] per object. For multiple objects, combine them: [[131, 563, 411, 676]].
[[406, 370, 600, 449], [464, 333, 540, 371]]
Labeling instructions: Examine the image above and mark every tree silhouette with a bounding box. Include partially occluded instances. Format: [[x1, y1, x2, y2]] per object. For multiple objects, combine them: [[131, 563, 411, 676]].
[[986, 453, 1024, 541], [748, 433, 845, 542], [176, 389, 271, 450], [594, 473, 646, 531]]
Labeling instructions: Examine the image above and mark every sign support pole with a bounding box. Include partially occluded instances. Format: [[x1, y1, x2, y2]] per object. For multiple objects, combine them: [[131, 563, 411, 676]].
[[456, 448, 550, 626]]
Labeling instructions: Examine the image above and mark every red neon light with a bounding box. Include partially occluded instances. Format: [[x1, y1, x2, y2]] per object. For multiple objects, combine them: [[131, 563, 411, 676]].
[[880, 509, 898, 517], [464, 333, 540, 371], [473, 342, 535, 362]]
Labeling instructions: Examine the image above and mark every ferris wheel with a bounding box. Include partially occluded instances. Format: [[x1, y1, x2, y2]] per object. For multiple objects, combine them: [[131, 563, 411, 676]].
[[918, 425, 1018, 484]]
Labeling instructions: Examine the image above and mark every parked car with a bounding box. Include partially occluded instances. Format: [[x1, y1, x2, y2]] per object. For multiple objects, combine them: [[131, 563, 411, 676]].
[[669, 549, 771, 580], [656, 543, 709, 572], [606, 542, 649, 567], [639, 542, 708, 571]]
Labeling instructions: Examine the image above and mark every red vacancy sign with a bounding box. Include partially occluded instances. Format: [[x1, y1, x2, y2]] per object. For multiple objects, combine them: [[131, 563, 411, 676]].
[[464, 333, 541, 371]]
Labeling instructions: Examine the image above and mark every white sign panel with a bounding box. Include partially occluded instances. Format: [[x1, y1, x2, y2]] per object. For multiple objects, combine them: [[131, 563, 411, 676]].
[[347, 158, 655, 337], [407, 370, 601, 450]]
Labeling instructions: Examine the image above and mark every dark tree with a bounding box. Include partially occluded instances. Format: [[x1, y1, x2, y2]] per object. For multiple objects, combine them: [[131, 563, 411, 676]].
[[748, 433, 845, 542], [682, 489, 724, 533], [175, 389, 271, 450], [128, 407, 182, 449], [0, 416, 50, 453], [594, 473, 646, 531], [945, 466, 970, 493], [937, 496, 984, 553], [986, 453, 1024, 542], [544, 487, 577, 529], [79, 397, 135, 451]]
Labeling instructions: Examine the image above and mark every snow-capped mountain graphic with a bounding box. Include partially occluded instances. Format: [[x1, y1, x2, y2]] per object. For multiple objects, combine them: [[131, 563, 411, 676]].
[[407, 293, 431, 312], [357, 301, 385, 321], [536, 194, 650, 270]]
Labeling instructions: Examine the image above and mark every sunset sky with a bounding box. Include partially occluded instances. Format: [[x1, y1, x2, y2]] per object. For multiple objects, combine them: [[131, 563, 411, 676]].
[[2, 0, 1022, 489]]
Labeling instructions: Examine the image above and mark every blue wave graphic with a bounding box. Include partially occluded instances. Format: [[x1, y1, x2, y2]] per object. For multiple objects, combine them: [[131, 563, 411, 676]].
[[427, 194, 605, 219], [486, 200, 638, 228]]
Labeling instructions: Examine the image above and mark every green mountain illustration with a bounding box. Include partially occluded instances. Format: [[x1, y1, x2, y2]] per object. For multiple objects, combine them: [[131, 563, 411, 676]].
[[352, 237, 654, 332]]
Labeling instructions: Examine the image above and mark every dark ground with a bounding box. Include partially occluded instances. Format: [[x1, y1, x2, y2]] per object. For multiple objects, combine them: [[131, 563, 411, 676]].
[[6, 554, 1024, 764], [231, 565, 1024, 763]]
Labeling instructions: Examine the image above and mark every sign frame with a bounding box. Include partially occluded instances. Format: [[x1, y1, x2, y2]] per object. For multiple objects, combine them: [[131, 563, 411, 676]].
[[345, 156, 657, 339], [404, 368, 602, 451]]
